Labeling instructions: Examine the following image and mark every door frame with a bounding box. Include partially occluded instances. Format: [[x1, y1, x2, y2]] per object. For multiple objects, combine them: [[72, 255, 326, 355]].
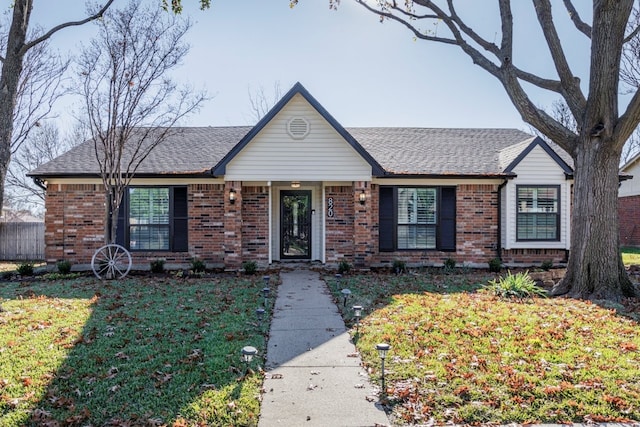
[[280, 190, 312, 259]]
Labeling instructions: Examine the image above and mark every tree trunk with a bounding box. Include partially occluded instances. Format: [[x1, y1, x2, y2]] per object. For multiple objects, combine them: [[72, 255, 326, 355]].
[[0, 0, 31, 213], [552, 135, 636, 301]]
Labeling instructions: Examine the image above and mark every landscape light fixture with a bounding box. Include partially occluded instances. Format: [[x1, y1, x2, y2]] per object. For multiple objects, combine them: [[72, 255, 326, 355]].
[[241, 346, 258, 370], [359, 189, 366, 205], [262, 287, 270, 306], [334, 273, 342, 291], [256, 307, 265, 325], [352, 305, 363, 334], [263, 275, 270, 286], [376, 343, 391, 395], [341, 288, 351, 307], [229, 188, 237, 204]]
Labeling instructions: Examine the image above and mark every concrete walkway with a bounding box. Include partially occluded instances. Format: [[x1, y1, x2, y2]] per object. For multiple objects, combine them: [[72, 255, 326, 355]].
[[259, 268, 390, 427]]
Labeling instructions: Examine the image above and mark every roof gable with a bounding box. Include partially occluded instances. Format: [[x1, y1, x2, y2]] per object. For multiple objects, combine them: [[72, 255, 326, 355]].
[[502, 136, 573, 176], [211, 82, 385, 177]]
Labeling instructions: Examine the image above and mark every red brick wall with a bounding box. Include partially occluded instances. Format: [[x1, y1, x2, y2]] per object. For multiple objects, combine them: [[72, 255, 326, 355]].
[[324, 185, 354, 263], [44, 184, 106, 264], [619, 195, 640, 247], [371, 184, 501, 266], [188, 183, 225, 264], [242, 186, 269, 265], [44, 183, 228, 266], [501, 248, 567, 264]]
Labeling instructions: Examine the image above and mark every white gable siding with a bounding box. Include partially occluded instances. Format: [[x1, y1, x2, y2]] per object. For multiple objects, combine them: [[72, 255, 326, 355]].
[[225, 94, 372, 181], [502, 145, 571, 249], [619, 159, 640, 197]]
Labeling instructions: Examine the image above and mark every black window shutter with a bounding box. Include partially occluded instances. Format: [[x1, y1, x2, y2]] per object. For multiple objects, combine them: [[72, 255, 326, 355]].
[[379, 187, 395, 251], [438, 187, 456, 251], [172, 187, 188, 252], [115, 191, 127, 247]]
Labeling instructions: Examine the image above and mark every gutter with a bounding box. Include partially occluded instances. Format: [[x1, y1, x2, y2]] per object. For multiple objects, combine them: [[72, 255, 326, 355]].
[[32, 177, 47, 191], [496, 179, 509, 259]]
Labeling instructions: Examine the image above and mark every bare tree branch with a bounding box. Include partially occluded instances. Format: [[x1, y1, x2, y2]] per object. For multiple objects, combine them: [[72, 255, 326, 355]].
[[562, 0, 592, 38]]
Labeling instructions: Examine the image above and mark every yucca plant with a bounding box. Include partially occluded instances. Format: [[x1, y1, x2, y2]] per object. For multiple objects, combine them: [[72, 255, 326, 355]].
[[484, 270, 546, 300]]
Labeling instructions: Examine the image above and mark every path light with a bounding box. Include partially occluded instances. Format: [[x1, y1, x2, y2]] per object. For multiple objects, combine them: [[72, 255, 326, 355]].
[[334, 273, 342, 291], [263, 275, 270, 286], [352, 305, 363, 334], [262, 287, 270, 307], [256, 307, 265, 327], [341, 288, 351, 307], [376, 343, 391, 395], [241, 346, 258, 371]]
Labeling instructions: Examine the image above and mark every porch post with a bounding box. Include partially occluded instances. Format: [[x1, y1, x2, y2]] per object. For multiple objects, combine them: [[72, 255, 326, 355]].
[[224, 181, 243, 269], [353, 181, 373, 267]]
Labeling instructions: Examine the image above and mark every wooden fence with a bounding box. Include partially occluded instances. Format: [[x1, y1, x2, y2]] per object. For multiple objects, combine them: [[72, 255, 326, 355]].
[[0, 222, 45, 261]]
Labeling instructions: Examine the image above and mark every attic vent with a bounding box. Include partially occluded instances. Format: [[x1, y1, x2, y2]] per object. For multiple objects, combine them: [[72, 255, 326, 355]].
[[287, 117, 310, 140]]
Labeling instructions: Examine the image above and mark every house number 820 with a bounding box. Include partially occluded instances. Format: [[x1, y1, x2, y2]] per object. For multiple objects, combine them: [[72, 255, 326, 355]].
[[327, 197, 334, 218]]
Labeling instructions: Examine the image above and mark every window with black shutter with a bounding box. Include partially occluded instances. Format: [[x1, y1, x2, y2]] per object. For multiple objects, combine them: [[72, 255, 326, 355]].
[[379, 186, 456, 252], [115, 186, 188, 252]]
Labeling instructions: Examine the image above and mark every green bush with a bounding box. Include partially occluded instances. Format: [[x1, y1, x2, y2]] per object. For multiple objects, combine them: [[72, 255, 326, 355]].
[[443, 257, 456, 270], [484, 271, 546, 299], [392, 259, 406, 274], [16, 261, 34, 276], [190, 258, 206, 273], [541, 259, 553, 271], [57, 260, 72, 275], [242, 260, 257, 275], [488, 257, 502, 273], [338, 260, 351, 274], [150, 259, 165, 274]]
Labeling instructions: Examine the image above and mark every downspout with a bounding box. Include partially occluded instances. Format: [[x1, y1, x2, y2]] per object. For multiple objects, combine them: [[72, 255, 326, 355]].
[[496, 179, 509, 259]]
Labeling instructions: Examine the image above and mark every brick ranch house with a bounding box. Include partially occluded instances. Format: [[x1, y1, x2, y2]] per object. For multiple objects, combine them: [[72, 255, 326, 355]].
[[29, 82, 574, 270], [619, 153, 640, 247]]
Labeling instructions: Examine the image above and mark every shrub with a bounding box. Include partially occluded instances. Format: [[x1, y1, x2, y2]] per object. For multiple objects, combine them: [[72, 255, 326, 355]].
[[484, 271, 546, 299], [190, 258, 206, 273], [338, 260, 351, 274], [488, 257, 502, 273], [443, 257, 456, 270], [57, 260, 72, 275], [242, 260, 257, 275], [541, 259, 553, 271], [16, 262, 34, 276], [392, 259, 406, 274], [150, 259, 165, 274]]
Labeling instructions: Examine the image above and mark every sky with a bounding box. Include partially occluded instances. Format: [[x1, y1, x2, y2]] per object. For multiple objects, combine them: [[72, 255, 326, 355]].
[[26, 0, 592, 133]]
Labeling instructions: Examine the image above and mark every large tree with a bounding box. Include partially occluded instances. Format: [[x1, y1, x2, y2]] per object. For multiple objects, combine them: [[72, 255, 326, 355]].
[[77, 0, 207, 247], [0, 0, 210, 217], [294, 0, 640, 301]]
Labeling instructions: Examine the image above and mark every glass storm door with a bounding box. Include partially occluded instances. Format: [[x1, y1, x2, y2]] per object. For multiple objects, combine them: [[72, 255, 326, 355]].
[[281, 190, 311, 259]]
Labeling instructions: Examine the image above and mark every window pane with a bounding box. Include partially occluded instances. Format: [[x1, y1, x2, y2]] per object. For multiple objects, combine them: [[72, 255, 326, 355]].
[[517, 186, 559, 241], [398, 225, 436, 249], [130, 225, 170, 250], [398, 188, 436, 225], [129, 188, 169, 225]]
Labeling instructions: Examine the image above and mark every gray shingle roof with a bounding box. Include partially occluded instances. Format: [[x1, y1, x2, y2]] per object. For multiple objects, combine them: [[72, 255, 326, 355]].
[[29, 126, 570, 178]]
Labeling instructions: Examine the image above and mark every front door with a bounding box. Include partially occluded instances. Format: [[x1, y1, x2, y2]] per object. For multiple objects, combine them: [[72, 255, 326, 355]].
[[281, 190, 311, 259]]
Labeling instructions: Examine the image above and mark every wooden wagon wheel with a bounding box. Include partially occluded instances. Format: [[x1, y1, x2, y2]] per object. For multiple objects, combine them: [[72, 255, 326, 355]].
[[91, 244, 132, 279]]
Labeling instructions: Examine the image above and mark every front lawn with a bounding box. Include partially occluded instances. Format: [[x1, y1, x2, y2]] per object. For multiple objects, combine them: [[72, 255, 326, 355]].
[[622, 246, 640, 266], [0, 275, 271, 426], [331, 271, 640, 425]]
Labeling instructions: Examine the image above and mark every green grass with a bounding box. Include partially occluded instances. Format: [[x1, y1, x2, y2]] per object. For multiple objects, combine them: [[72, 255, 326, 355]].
[[622, 246, 640, 266], [330, 271, 640, 425], [0, 275, 272, 426]]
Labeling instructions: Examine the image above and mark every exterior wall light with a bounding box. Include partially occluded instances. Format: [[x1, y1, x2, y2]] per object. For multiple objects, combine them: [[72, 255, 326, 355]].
[[229, 188, 237, 204], [359, 189, 366, 205], [291, 181, 301, 188]]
